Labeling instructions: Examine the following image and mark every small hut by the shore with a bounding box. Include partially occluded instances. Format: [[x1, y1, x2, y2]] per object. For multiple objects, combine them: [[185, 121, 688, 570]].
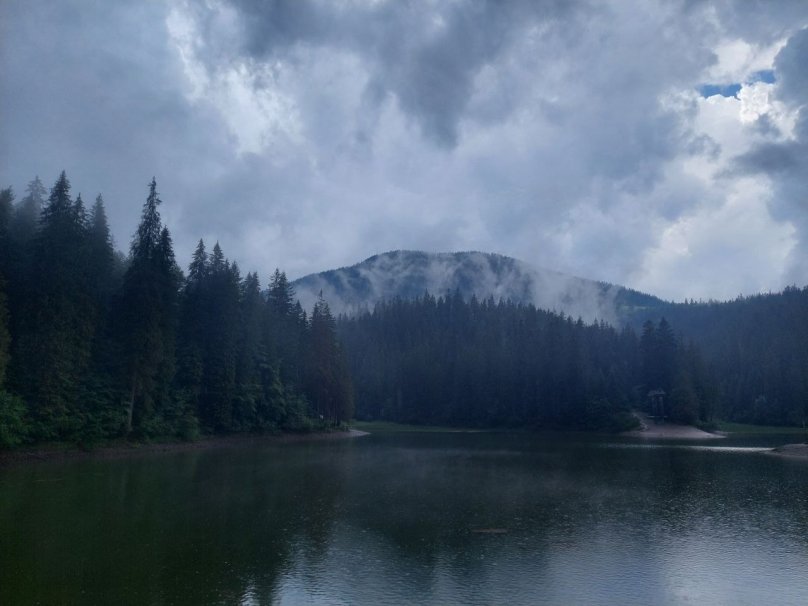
[[648, 389, 667, 423]]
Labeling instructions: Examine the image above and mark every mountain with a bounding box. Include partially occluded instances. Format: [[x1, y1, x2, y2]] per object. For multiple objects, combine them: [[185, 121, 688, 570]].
[[291, 250, 665, 323], [296, 250, 808, 426]]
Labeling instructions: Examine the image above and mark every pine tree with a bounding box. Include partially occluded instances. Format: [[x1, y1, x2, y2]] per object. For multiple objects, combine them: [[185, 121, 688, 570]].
[[188, 238, 208, 283], [0, 276, 9, 388], [198, 245, 240, 431], [639, 320, 656, 392], [176, 238, 208, 416], [267, 269, 305, 387], [120, 178, 181, 435], [0, 187, 11, 389], [6, 178, 45, 359], [87, 195, 116, 298], [11, 176, 46, 243], [14, 172, 95, 438], [0, 187, 13, 283], [0, 187, 12, 240], [234, 271, 266, 430], [655, 318, 677, 393], [307, 295, 353, 426]]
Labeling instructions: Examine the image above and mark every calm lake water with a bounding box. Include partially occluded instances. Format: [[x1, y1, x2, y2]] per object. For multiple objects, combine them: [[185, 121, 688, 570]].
[[2, 430, 807, 605]]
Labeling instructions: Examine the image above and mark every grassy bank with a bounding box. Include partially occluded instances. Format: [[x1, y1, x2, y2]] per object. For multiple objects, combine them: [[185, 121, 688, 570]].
[[716, 421, 808, 435], [351, 420, 493, 433], [0, 429, 367, 466]]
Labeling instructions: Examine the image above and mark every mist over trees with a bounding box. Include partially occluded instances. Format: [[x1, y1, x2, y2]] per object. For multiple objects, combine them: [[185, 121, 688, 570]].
[[626, 290, 808, 426], [0, 173, 353, 447]]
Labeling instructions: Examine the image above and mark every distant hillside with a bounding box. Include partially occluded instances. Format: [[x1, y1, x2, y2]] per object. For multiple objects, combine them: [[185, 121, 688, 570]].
[[292, 250, 666, 323], [293, 249, 808, 425]]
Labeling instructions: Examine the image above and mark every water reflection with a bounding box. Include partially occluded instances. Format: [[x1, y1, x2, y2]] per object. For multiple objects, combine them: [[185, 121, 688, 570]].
[[1, 432, 807, 605]]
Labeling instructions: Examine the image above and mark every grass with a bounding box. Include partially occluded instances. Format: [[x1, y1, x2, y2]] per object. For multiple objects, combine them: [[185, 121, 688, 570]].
[[354, 419, 808, 437], [350, 420, 492, 433], [715, 421, 808, 435]]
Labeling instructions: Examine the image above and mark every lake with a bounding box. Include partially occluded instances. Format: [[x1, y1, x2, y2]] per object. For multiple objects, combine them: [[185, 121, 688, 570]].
[[2, 430, 807, 605]]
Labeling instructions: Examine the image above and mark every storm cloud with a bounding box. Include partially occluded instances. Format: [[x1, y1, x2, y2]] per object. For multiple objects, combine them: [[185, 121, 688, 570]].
[[734, 27, 808, 285], [1, 0, 806, 302]]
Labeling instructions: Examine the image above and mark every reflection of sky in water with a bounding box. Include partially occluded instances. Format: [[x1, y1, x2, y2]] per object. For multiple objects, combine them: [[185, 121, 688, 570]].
[[2, 432, 807, 605], [269, 433, 808, 605]]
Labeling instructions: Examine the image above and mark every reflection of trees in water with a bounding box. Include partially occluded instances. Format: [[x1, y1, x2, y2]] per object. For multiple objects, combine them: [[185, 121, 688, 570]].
[[3, 436, 808, 604], [328, 434, 808, 599], [0, 443, 349, 606]]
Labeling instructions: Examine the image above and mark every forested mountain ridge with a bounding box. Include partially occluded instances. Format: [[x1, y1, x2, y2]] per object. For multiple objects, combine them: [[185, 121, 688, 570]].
[[292, 250, 667, 324], [2, 173, 806, 449], [306, 251, 808, 427]]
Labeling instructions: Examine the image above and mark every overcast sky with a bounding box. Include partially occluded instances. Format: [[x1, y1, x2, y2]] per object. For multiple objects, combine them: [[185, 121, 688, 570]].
[[2, 0, 807, 301]]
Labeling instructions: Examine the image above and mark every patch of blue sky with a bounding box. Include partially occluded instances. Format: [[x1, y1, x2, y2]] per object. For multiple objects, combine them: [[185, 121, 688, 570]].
[[697, 70, 776, 99], [698, 83, 742, 98], [749, 69, 775, 84]]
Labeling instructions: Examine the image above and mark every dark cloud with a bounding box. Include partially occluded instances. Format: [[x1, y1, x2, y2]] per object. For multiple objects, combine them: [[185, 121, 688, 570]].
[[0, 0, 234, 252], [774, 27, 808, 104], [1, 1, 807, 301], [221, 0, 587, 147]]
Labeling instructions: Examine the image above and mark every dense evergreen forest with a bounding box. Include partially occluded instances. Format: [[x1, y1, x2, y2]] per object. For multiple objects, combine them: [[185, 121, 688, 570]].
[[624, 289, 808, 426], [1, 173, 806, 448], [0, 174, 353, 448], [338, 295, 714, 430], [337, 288, 808, 431]]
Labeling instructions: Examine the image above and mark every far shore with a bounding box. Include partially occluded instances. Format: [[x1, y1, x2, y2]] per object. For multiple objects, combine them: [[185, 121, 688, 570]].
[[622, 412, 725, 440], [0, 429, 369, 467], [767, 443, 808, 459]]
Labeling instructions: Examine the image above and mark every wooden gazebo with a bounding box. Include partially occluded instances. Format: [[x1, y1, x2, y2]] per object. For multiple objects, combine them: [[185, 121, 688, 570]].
[[648, 389, 667, 423]]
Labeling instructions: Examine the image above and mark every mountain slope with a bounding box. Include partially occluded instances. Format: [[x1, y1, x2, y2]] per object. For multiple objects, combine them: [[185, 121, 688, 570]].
[[292, 250, 665, 323]]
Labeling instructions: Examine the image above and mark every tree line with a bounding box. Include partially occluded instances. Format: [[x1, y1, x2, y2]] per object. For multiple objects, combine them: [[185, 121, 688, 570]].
[[3, 172, 803, 447], [626, 288, 808, 427], [337, 294, 715, 430], [0, 174, 353, 447]]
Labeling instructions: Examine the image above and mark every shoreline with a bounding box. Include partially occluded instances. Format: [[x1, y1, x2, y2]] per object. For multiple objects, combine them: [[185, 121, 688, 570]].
[[621, 412, 725, 440], [767, 443, 808, 459], [0, 429, 369, 467]]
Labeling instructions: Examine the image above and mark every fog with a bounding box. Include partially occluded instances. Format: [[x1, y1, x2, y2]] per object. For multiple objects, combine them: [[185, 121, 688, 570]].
[[293, 250, 625, 324]]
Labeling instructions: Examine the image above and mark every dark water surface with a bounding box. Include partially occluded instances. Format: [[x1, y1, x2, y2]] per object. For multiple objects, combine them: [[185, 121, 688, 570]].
[[2, 431, 807, 605]]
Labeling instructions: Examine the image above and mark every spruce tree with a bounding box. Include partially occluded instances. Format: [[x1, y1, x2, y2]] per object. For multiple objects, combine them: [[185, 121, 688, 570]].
[[11, 176, 46, 243], [198, 244, 240, 431], [0, 187, 12, 239], [120, 178, 180, 435], [87, 195, 117, 302], [0, 188, 13, 282], [176, 239, 208, 416], [267, 269, 305, 387], [307, 295, 353, 425], [0, 276, 9, 388], [16, 172, 94, 438], [234, 271, 266, 429]]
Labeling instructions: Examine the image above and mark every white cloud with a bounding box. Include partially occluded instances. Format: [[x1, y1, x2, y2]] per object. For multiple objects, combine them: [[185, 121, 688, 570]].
[[704, 37, 786, 83], [166, 3, 302, 156], [632, 176, 795, 300]]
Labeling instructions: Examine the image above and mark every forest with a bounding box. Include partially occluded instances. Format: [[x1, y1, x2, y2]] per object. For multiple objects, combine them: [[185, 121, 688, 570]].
[[0, 174, 353, 448], [338, 295, 713, 430], [1, 172, 807, 449], [623, 289, 808, 426]]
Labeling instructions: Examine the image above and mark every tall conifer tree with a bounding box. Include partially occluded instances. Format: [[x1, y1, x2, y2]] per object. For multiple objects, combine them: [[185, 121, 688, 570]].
[[15, 172, 94, 437], [120, 178, 180, 434]]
